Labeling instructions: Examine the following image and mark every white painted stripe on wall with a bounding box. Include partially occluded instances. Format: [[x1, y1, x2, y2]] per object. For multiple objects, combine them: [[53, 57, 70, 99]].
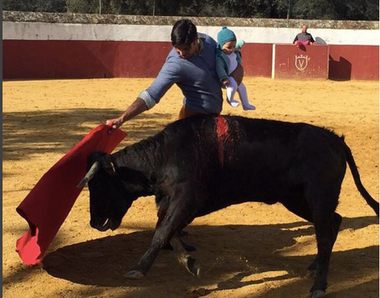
[[3, 21, 379, 45], [271, 44, 276, 79], [201, 26, 380, 46], [3, 22, 173, 42]]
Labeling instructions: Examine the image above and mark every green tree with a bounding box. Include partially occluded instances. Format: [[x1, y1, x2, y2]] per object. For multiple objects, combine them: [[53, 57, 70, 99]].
[[118, 0, 152, 15], [340, 0, 379, 20], [3, 0, 66, 12], [66, 0, 97, 13], [292, 0, 337, 19], [2, 0, 379, 20], [3, 0, 35, 11], [291, 0, 378, 20]]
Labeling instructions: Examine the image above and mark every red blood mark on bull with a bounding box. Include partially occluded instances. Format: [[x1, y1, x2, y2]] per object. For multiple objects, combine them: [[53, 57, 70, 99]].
[[216, 116, 229, 167]]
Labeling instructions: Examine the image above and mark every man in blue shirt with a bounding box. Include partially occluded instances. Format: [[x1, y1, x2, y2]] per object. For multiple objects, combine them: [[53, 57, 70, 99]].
[[107, 19, 223, 131]]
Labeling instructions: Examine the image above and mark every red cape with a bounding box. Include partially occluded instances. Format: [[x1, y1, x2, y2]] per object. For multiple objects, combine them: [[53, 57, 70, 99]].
[[16, 124, 126, 265]]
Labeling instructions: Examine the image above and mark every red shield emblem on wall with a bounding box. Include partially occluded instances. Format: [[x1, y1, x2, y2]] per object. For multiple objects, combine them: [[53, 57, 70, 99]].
[[295, 55, 310, 71]]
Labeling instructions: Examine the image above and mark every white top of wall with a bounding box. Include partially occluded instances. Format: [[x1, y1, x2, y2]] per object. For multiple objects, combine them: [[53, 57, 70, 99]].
[[201, 26, 380, 46], [3, 21, 379, 46]]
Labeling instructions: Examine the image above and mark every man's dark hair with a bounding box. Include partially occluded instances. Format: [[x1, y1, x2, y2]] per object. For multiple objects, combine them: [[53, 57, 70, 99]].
[[171, 19, 198, 47]]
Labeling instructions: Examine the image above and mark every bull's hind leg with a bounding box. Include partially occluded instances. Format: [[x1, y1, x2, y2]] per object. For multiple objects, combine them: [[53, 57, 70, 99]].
[[281, 192, 316, 274], [307, 209, 341, 298], [307, 212, 342, 279], [283, 206, 342, 281], [281, 189, 341, 298], [305, 180, 342, 298]]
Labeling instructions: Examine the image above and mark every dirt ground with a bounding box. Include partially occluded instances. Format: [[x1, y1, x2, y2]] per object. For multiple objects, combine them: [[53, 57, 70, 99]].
[[3, 77, 379, 298]]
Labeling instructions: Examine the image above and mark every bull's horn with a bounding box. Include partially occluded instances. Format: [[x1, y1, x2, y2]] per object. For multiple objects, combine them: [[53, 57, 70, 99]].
[[77, 161, 101, 188]]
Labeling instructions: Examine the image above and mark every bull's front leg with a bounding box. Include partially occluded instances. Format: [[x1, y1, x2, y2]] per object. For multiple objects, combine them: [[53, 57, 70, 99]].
[[170, 234, 200, 276], [125, 185, 198, 279], [125, 225, 190, 279], [125, 234, 164, 279]]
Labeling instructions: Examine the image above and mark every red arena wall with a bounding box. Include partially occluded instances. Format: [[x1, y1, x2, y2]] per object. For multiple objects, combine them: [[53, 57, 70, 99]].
[[240, 44, 273, 78], [3, 40, 275, 80], [4, 40, 378, 81], [273, 44, 329, 79], [329, 45, 379, 81], [3, 40, 172, 79], [3, 15, 379, 81]]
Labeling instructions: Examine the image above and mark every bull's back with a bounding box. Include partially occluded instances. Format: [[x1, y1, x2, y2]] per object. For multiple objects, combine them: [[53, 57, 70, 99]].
[[179, 116, 348, 211], [161, 115, 345, 174]]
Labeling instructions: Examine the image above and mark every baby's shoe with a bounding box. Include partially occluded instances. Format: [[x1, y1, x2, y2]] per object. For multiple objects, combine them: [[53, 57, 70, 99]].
[[227, 99, 240, 108], [243, 103, 256, 110]]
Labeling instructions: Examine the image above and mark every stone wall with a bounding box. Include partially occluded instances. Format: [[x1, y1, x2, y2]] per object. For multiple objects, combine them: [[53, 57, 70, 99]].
[[3, 10, 379, 29]]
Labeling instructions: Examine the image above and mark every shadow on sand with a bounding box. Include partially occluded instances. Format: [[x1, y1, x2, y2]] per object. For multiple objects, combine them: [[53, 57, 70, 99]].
[[3, 108, 173, 163], [38, 216, 378, 297]]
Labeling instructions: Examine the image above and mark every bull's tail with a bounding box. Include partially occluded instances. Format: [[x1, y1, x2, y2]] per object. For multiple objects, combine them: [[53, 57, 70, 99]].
[[343, 141, 379, 216]]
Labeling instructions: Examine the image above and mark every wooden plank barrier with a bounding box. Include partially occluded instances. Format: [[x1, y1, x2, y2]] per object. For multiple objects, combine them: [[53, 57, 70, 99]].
[[273, 44, 329, 80]]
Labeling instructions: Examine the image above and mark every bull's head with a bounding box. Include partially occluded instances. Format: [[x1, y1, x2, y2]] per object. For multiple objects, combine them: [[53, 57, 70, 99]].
[[78, 152, 135, 232]]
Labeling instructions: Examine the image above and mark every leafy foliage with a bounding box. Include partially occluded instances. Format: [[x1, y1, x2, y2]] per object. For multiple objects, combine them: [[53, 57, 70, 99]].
[[2, 0, 379, 20], [3, 0, 66, 12]]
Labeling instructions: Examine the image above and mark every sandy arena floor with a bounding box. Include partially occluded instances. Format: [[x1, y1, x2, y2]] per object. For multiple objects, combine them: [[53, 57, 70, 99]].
[[3, 77, 379, 298]]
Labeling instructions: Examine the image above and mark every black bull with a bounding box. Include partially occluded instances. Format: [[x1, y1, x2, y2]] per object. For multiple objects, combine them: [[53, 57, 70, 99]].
[[78, 115, 378, 298]]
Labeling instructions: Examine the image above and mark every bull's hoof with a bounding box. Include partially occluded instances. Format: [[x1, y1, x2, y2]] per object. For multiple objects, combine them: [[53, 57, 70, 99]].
[[305, 269, 317, 279], [186, 257, 201, 277], [308, 290, 325, 298], [124, 269, 146, 279]]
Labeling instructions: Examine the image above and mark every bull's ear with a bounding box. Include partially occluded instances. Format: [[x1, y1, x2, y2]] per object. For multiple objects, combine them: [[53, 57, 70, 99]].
[[101, 155, 117, 175]]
